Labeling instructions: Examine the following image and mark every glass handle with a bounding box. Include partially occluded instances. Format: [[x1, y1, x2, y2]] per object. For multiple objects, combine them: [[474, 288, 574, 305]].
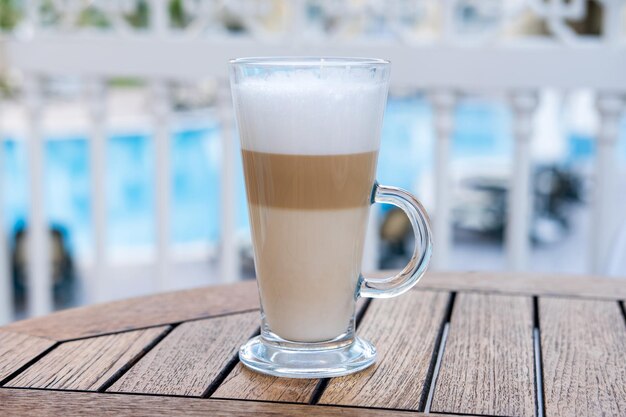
[[360, 182, 433, 298]]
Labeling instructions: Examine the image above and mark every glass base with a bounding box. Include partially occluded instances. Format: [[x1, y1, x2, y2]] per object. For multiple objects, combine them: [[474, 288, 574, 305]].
[[239, 335, 376, 378]]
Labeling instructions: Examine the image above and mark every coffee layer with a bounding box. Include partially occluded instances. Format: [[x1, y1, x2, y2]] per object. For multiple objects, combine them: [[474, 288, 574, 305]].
[[242, 150, 378, 210]]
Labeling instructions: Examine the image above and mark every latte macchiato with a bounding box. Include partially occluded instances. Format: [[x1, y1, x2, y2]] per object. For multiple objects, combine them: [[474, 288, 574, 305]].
[[233, 58, 431, 379], [234, 72, 387, 342]]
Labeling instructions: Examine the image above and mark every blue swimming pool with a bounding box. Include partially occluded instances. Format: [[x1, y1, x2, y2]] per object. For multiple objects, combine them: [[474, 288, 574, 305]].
[[1, 97, 622, 256]]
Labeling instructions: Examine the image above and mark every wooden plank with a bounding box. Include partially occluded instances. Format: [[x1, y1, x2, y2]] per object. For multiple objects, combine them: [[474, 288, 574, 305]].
[[213, 298, 369, 403], [213, 365, 317, 403], [540, 297, 626, 416], [406, 271, 626, 300], [0, 331, 55, 383], [2, 281, 259, 341], [6, 326, 169, 391], [431, 293, 535, 416], [109, 311, 259, 396], [319, 291, 450, 410], [0, 388, 438, 417]]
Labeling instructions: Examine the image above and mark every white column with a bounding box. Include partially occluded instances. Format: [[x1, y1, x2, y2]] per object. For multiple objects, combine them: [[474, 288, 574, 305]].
[[149, 0, 169, 34], [24, 74, 52, 316], [431, 91, 456, 270], [591, 93, 625, 274], [86, 78, 107, 303], [601, 0, 623, 43], [0, 101, 13, 324], [506, 91, 538, 271], [217, 80, 239, 283], [151, 80, 171, 292], [24, 0, 39, 31], [441, 0, 456, 42]]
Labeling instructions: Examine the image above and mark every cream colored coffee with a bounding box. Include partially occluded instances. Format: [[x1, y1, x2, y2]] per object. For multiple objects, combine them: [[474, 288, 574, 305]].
[[234, 71, 387, 342], [242, 151, 377, 209]]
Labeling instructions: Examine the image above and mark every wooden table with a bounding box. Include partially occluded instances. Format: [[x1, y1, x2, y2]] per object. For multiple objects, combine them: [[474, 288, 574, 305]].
[[1, 271, 625, 416]]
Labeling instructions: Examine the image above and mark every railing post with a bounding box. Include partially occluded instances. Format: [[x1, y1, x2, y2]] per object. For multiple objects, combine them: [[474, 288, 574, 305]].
[[0, 100, 13, 324], [591, 92, 625, 274], [24, 74, 52, 316], [601, 0, 622, 43], [217, 80, 239, 283], [86, 78, 107, 302], [151, 80, 171, 292], [431, 90, 456, 270], [23, 0, 39, 33], [149, 0, 169, 35], [506, 91, 538, 271]]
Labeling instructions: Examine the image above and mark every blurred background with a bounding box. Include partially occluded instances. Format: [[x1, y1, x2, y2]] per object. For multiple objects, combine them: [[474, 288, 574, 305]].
[[0, 0, 625, 324]]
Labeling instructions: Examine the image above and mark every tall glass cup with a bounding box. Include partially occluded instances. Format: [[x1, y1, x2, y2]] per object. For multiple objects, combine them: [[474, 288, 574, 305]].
[[230, 57, 432, 378]]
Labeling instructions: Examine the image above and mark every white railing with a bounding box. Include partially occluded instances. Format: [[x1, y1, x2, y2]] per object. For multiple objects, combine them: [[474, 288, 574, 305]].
[[86, 78, 107, 302], [0, 0, 625, 323]]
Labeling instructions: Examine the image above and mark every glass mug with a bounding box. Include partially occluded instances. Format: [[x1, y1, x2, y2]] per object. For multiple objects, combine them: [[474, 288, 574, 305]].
[[230, 57, 432, 378]]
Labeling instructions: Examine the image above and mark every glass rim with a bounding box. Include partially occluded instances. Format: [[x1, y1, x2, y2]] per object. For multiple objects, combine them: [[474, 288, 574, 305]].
[[229, 56, 390, 68]]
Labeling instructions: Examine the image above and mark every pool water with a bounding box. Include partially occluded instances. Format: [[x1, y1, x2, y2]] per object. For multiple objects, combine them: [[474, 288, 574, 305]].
[[1, 97, 622, 257]]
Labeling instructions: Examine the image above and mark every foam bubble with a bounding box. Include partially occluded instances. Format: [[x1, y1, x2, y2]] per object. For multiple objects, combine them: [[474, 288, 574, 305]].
[[232, 70, 388, 155]]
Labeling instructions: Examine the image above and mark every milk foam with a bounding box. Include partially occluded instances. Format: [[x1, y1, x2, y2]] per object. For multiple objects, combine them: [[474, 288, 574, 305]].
[[232, 71, 388, 155]]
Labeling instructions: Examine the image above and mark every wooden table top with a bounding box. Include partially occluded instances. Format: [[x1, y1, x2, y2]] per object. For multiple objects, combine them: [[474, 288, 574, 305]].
[[1, 271, 625, 416]]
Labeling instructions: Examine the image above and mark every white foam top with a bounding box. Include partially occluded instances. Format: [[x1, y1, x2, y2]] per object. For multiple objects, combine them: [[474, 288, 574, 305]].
[[232, 71, 388, 155]]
